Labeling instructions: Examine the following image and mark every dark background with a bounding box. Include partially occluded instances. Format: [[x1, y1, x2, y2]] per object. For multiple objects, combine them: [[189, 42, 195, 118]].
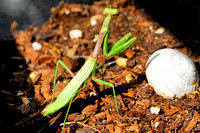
[[0, 0, 200, 43], [0, 0, 96, 40], [0, 0, 200, 46], [135, 0, 200, 52]]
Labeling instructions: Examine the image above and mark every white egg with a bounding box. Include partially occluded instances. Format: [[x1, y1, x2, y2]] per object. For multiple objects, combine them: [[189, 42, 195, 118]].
[[145, 48, 199, 98]]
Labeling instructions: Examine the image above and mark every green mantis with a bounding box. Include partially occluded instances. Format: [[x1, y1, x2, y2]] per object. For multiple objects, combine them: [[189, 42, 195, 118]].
[[42, 8, 137, 131]]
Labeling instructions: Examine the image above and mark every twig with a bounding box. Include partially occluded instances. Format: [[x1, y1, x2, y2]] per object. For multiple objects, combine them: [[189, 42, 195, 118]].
[[104, 60, 116, 68], [60, 121, 101, 133], [69, 55, 89, 59]]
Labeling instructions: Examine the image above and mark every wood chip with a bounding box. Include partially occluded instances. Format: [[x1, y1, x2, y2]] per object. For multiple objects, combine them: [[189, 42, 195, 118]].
[[185, 110, 200, 132], [165, 107, 181, 116], [21, 96, 30, 105]]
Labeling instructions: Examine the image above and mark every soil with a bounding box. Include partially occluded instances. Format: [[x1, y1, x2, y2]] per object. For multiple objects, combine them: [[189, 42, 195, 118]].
[[1, 0, 200, 132]]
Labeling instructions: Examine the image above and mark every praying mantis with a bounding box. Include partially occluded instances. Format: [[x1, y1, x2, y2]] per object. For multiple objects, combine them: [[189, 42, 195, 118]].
[[42, 8, 137, 131]]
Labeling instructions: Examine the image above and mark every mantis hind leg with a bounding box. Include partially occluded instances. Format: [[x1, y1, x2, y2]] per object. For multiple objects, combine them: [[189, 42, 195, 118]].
[[92, 78, 123, 119], [61, 90, 77, 133], [52, 59, 75, 103], [61, 80, 88, 132]]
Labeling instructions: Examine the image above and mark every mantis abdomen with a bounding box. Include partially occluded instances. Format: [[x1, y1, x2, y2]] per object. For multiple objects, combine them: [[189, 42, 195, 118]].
[[42, 57, 96, 116]]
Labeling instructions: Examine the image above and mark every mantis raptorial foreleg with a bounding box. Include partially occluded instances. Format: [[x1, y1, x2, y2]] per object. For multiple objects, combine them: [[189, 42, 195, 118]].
[[103, 32, 137, 57]]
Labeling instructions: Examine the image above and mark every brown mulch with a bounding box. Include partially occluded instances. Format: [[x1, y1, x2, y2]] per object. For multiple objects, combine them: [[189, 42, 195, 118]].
[[5, 0, 200, 132]]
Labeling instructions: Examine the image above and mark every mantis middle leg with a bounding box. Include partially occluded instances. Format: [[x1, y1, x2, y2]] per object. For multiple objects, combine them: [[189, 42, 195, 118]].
[[51, 59, 75, 103], [91, 64, 122, 118], [92, 78, 123, 119]]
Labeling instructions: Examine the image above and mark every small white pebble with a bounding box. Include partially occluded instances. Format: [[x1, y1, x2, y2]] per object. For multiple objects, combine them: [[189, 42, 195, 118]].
[[16, 92, 24, 96], [27, 71, 38, 83], [93, 38, 97, 42], [93, 35, 98, 42], [150, 106, 160, 114], [116, 57, 128, 67], [91, 19, 97, 26], [138, 65, 142, 69], [65, 10, 70, 15], [69, 29, 83, 39], [149, 26, 154, 30], [102, 120, 106, 123], [177, 114, 180, 118], [89, 92, 97, 97], [63, 36, 68, 41], [155, 36, 158, 39], [19, 65, 23, 68], [32, 42, 42, 51], [126, 74, 134, 83], [131, 47, 135, 51], [155, 122, 160, 127], [155, 27, 165, 34]]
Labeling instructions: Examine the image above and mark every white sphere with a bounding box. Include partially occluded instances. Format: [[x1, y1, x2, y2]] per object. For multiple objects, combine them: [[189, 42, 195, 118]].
[[145, 48, 199, 98]]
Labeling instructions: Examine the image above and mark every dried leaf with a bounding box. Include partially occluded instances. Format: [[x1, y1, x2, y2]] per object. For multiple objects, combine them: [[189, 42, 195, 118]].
[[106, 124, 114, 133], [74, 114, 86, 121], [106, 110, 112, 122], [114, 125, 122, 133], [67, 113, 78, 121], [126, 121, 140, 132], [34, 85, 44, 103], [82, 103, 98, 115]]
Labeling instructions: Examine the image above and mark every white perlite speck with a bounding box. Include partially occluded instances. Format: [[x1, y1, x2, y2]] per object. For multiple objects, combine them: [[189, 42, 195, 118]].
[[32, 42, 42, 51], [155, 122, 160, 127], [91, 19, 97, 26], [155, 27, 165, 34], [150, 106, 160, 114], [69, 29, 83, 39]]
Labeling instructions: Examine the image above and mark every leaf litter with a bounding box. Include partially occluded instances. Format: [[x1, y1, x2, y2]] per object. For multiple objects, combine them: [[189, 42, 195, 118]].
[[9, 0, 200, 132]]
